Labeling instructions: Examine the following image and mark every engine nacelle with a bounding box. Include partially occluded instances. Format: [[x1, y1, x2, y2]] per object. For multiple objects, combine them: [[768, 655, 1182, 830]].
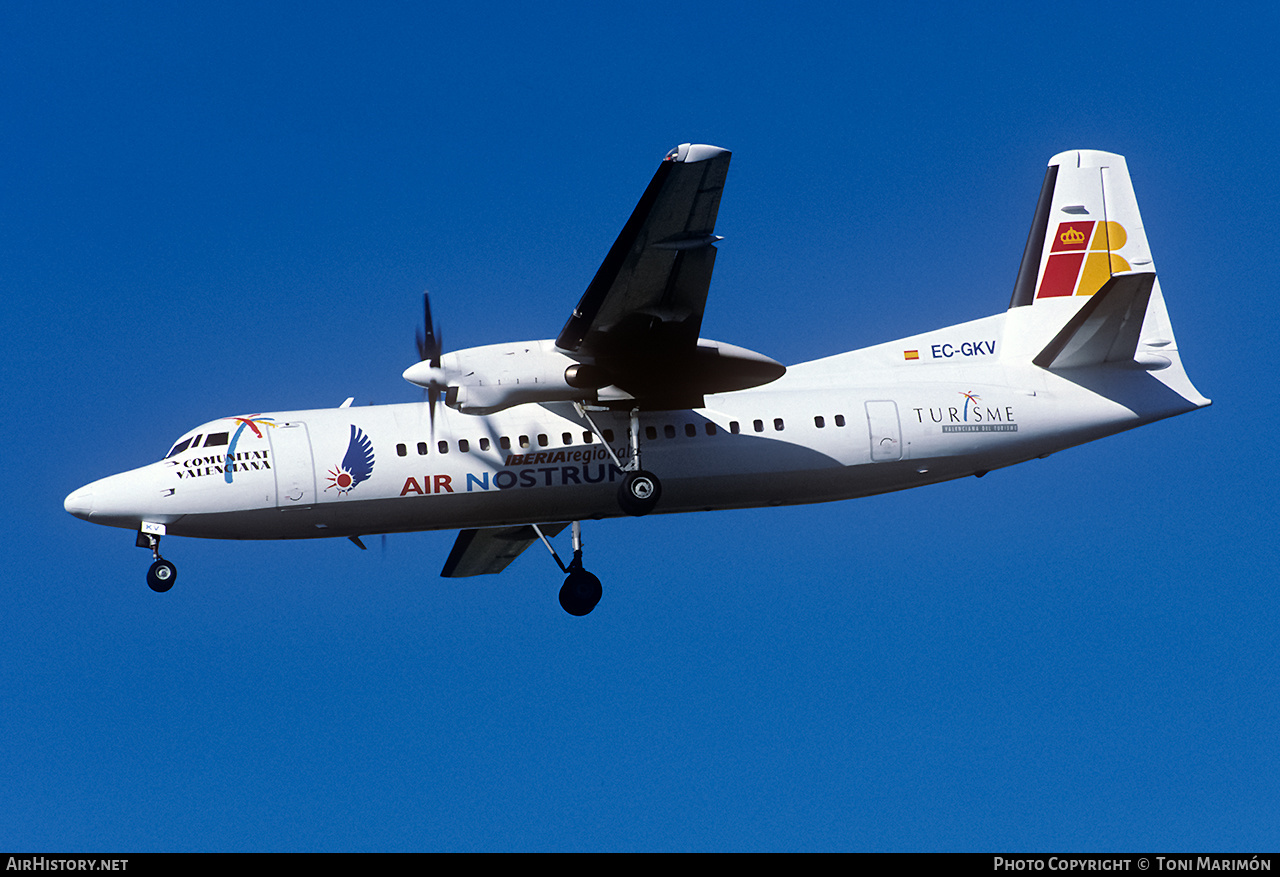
[[403, 337, 786, 415], [407, 340, 596, 415]]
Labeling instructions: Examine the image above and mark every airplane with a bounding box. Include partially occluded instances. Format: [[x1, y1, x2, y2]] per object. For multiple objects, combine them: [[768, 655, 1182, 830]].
[[64, 143, 1209, 615]]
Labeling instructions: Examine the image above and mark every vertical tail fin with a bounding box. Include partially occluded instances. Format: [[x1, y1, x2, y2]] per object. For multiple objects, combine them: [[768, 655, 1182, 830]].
[[1009, 149, 1153, 310], [1002, 150, 1170, 366], [1002, 149, 1209, 413]]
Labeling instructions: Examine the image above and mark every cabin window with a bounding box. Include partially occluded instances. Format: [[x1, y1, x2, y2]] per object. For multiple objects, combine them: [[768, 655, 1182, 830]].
[[753, 419, 764, 433], [730, 421, 740, 434], [774, 418, 785, 432], [538, 434, 549, 447], [705, 423, 717, 436], [664, 424, 676, 439], [458, 439, 470, 453], [479, 437, 491, 451], [396, 443, 407, 457], [835, 415, 846, 427], [583, 431, 593, 443], [603, 429, 615, 443], [438, 441, 449, 454], [519, 435, 530, 448], [417, 442, 428, 455], [562, 432, 573, 446], [685, 423, 697, 437], [814, 416, 825, 428], [204, 432, 228, 447], [645, 426, 657, 440], [500, 436, 511, 450]]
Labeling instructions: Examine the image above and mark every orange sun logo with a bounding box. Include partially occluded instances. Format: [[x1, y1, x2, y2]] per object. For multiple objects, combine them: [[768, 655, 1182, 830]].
[[326, 467, 355, 493]]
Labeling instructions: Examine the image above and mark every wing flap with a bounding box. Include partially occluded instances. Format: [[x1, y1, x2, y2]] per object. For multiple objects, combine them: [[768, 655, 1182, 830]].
[[440, 523, 568, 578]]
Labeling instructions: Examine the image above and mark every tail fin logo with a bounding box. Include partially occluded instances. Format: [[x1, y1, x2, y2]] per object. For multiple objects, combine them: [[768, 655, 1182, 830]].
[[1059, 226, 1086, 246], [1037, 221, 1132, 299]]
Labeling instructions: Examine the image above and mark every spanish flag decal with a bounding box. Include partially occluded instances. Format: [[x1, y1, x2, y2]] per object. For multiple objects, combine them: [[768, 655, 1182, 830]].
[[904, 350, 920, 360]]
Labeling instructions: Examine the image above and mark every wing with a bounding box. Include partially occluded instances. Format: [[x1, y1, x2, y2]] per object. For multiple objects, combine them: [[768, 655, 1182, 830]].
[[556, 143, 732, 366], [440, 523, 568, 578]]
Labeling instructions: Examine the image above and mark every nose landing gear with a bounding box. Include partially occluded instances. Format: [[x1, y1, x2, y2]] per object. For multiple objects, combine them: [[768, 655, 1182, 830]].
[[137, 523, 177, 592], [147, 558, 177, 592]]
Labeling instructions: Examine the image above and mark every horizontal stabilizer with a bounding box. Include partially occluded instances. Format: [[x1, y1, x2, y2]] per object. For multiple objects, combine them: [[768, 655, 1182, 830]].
[[441, 523, 568, 578], [1033, 271, 1155, 369]]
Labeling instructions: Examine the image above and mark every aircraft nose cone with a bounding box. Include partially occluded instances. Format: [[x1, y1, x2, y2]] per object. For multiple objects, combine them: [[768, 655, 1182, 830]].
[[64, 469, 158, 530], [64, 485, 94, 519]]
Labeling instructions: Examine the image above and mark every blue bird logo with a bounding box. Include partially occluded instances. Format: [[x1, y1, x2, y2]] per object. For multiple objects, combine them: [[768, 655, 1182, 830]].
[[325, 426, 375, 495]]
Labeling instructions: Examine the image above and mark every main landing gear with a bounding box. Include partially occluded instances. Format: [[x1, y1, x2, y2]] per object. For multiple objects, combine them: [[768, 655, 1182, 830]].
[[618, 470, 661, 516], [538, 406, 667, 614], [137, 523, 177, 592], [534, 521, 602, 616], [577, 405, 662, 517], [560, 565, 603, 617]]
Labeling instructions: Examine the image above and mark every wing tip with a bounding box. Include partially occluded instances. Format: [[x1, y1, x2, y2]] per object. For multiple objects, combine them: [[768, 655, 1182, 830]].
[[665, 143, 730, 163]]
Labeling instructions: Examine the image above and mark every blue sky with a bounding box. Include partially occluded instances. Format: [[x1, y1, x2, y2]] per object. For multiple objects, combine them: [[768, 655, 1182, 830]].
[[3, 1, 1276, 851]]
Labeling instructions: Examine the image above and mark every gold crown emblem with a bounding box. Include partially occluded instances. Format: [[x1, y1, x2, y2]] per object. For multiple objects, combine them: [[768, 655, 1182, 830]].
[[1060, 227, 1086, 245]]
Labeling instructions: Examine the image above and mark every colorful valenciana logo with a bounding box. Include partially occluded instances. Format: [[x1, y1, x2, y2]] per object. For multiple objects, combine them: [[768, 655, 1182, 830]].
[[225, 416, 277, 483]]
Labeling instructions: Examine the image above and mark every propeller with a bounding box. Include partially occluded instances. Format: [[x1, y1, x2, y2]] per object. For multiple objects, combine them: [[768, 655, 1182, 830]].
[[415, 291, 442, 367], [412, 291, 448, 436]]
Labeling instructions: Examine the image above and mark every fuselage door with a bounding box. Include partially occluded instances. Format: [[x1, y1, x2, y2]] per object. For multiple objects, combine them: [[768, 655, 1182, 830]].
[[865, 400, 902, 462], [268, 421, 316, 505]]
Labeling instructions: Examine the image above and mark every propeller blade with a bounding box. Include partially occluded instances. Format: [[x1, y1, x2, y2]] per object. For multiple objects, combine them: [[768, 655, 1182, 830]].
[[413, 290, 446, 437], [416, 291, 442, 366]]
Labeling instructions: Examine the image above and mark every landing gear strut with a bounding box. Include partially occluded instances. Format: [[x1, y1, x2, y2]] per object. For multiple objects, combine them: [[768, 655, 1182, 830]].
[[137, 523, 177, 592], [535, 522, 602, 616]]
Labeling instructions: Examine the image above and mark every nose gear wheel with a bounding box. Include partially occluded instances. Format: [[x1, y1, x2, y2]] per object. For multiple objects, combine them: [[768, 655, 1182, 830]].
[[147, 559, 177, 592], [137, 527, 178, 593]]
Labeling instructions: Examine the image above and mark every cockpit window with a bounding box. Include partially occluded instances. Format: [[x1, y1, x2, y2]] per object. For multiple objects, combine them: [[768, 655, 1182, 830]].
[[165, 429, 229, 458]]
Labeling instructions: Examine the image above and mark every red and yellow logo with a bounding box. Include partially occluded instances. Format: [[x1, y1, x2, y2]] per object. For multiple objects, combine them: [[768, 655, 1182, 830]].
[[1036, 221, 1131, 299]]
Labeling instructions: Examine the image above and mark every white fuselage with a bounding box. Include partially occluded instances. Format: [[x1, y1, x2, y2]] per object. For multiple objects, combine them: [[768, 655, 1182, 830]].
[[64, 315, 1206, 542]]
